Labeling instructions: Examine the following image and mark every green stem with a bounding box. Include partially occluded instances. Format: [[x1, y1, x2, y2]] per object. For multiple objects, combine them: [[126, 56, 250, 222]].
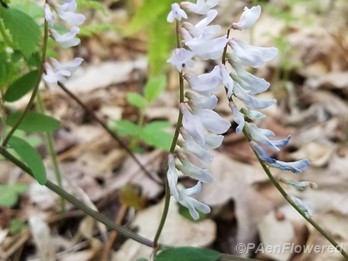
[[0, 19, 14, 48], [36, 92, 65, 213], [243, 130, 348, 259], [153, 20, 184, 247], [0, 146, 155, 248], [2, 19, 49, 146]]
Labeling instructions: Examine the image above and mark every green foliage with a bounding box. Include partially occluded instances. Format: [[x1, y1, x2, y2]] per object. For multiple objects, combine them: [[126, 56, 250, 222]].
[[9, 136, 47, 185], [6, 112, 60, 132], [9, 218, 26, 234], [110, 74, 172, 150], [127, 92, 148, 110], [110, 120, 141, 137], [155, 247, 221, 261], [0, 6, 41, 58], [4, 70, 39, 102], [139, 122, 172, 150], [126, 0, 175, 76], [144, 74, 167, 102], [79, 24, 120, 37], [0, 183, 27, 207], [11, 1, 43, 19], [76, 0, 106, 11]]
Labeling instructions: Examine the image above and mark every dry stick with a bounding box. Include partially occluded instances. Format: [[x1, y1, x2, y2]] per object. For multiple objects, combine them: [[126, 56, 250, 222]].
[[0, 147, 154, 249], [101, 204, 128, 261], [56, 81, 162, 185]]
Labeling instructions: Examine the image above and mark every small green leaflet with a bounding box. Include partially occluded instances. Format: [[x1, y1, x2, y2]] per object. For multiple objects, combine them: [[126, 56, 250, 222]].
[[155, 247, 221, 261], [6, 112, 60, 132], [139, 121, 172, 150], [4, 70, 39, 101], [0, 6, 41, 58], [0, 183, 27, 207], [109, 120, 141, 137], [9, 136, 47, 185], [144, 74, 167, 103], [127, 92, 148, 110]]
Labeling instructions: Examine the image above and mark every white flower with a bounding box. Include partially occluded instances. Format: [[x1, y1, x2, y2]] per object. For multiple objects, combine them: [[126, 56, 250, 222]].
[[177, 152, 213, 183], [182, 10, 220, 39], [232, 5, 262, 30], [240, 108, 265, 121], [185, 65, 222, 95], [194, 108, 231, 134], [234, 83, 276, 109], [185, 35, 228, 60], [229, 102, 245, 133], [177, 182, 211, 220], [186, 91, 218, 110], [204, 133, 224, 149], [43, 57, 83, 84], [167, 3, 188, 23], [229, 39, 278, 68], [50, 26, 81, 48], [180, 103, 206, 145], [246, 123, 291, 151], [233, 62, 270, 95], [181, 0, 219, 15], [167, 154, 179, 200], [44, 4, 55, 26], [181, 128, 214, 164], [220, 64, 234, 97], [167, 48, 195, 72], [43, 63, 67, 83]]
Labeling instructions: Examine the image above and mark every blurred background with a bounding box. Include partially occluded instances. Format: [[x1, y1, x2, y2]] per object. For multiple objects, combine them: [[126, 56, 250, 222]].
[[1, 0, 348, 260]]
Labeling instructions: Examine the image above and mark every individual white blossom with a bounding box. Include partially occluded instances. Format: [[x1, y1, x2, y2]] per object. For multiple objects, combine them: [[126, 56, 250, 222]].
[[181, 0, 219, 15], [167, 3, 188, 23], [43, 57, 83, 84], [185, 35, 228, 60], [180, 103, 206, 145], [182, 10, 220, 39], [229, 39, 278, 68], [185, 65, 222, 95], [177, 182, 211, 220], [220, 64, 234, 97], [194, 108, 231, 134], [232, 5, 262, 30], [50, 26, 81, 48], [177, 152, 213, 183], [167, 48, 195, 72]]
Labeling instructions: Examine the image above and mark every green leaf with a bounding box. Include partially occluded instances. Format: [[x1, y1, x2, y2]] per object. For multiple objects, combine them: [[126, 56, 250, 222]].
[[9, 218, 27, 234], [155, 247, 221, 261], [0, 7, 41, 58], [144, 75, 167, 103], [9, 136, 47, 184], [4, 70, 39, 102], [125, 0, 174, 35], [127, 92, 148, 109], [140, 122, 172, 150], [0, 183, 27, 207], [6, 112, 60, 132], [109, 120, 141, 137]]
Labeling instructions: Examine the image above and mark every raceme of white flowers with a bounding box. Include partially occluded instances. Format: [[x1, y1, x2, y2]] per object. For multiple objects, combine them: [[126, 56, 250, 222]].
[[43, 0, 85, 83], [166, 1, 312, 220]]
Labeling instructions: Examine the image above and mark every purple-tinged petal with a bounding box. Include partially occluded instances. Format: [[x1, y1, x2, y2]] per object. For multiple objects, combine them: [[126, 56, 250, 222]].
[[272, 159, 310, 173], [234, 83, 276, 109], [195, 109, 231, 134], [167, 154, 179, 200], [167, 3, 188, 23], [220, 64, 234, 97], [180, 103, 206, 145], [167, 48, 195, 72], [185, 65, 222, 94], [289, 195, 313, 219]]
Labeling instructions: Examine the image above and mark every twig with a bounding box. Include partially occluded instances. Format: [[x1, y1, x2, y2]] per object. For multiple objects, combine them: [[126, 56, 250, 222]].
[[0, 146, 155, 248], [56, 81, 162, 185]]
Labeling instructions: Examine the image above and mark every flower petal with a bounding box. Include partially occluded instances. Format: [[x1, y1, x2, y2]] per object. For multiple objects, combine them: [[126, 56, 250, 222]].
[[195, 109, 231, 134], [167, 3, 188, 23], [232, 5, 262, 30], [185, 65, 222, 94], [167, 48, 195, 72], [167, 154, 179, 200], [229, 102, 245, 133], [180, 103, 206, 145], [230, 39, 278, 68]]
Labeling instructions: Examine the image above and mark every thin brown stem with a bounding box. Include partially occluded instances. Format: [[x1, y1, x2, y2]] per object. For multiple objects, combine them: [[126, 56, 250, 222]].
[[57, 81, 162, 185]]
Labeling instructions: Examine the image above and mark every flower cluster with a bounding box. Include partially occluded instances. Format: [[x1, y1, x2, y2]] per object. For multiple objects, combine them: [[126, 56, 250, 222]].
[[43, 0, 85, 83], [166, 0, 312, 220]]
